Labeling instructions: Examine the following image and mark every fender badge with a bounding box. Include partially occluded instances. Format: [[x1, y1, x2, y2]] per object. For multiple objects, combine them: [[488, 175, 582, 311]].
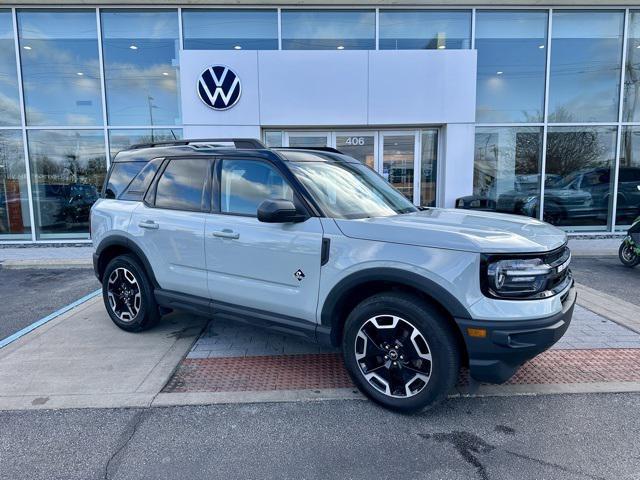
[[294, 269, 306, 281]]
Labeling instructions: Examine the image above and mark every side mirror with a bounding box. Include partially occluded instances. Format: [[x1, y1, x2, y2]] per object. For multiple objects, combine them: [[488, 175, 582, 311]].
[[257, 199, 307, 223]]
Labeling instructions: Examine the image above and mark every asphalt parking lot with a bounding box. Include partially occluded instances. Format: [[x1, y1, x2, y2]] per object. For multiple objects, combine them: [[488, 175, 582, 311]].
[[0, 267, 100, 342], [1, 394, 639, 480], [570, 256, 640, 307]]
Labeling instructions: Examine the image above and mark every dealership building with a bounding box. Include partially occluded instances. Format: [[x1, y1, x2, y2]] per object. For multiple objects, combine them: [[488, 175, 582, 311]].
[[1, 1, 639, 242]]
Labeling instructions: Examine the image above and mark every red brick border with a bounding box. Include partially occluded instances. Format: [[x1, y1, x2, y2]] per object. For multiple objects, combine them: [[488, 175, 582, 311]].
[[163, 349, 640, 393]]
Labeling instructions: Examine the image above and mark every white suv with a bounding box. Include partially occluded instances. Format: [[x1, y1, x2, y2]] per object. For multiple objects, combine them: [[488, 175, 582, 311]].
[[91, 138, 575, 412]]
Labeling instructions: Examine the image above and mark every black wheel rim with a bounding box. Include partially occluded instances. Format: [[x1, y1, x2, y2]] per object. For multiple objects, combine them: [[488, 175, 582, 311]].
[[622, 244, 636, 263], [354, 315, 432, 398], [107, 267, 141, 323]]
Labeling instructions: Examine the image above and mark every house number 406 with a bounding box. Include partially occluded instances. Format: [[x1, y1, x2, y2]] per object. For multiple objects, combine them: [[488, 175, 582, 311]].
[[344, 137, 366, 146]]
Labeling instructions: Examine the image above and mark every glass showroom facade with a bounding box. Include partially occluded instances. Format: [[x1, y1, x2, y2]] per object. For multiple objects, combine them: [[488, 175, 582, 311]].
[[0, 6, 639, 241]]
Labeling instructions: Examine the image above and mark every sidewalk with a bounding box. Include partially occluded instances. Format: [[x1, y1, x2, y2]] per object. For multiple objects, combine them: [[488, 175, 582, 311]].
[[0, 246, 93, 268], [0, 297, 206, 410]]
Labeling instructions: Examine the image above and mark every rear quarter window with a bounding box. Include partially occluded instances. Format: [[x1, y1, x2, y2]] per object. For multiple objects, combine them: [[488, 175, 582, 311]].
[[121, 158, 163, 201], [104, 161, 147, 199]]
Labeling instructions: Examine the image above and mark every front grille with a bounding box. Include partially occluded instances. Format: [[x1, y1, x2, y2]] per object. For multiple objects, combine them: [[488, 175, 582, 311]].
[[543, 245, 571, 294]]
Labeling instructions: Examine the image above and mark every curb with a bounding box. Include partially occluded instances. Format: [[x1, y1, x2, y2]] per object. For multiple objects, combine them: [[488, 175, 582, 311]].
[[0, 259, 93, 269], [576, 283, 640, 334]]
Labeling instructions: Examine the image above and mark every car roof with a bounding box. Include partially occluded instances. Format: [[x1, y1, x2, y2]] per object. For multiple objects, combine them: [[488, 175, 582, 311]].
[[111, 138, 357, 165]]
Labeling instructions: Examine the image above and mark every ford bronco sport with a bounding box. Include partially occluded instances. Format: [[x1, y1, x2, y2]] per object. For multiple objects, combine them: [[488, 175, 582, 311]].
[[91, 138, 576, 412]]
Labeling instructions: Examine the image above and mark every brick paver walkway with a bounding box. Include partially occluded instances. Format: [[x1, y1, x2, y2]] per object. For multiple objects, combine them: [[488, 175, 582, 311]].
[[167, 302, 640, 394], [164, 348, 640, 393]]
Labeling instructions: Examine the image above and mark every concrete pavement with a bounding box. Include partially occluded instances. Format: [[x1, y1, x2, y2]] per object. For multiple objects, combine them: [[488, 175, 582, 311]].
[[0, 297, 206, 410]]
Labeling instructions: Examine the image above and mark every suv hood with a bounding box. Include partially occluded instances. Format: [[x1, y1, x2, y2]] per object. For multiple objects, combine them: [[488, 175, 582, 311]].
[[334, 208, 567, 254]]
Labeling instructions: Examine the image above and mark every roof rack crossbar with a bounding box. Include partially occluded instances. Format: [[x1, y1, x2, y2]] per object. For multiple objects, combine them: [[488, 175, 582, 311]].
[[128, 138, 266, 150]]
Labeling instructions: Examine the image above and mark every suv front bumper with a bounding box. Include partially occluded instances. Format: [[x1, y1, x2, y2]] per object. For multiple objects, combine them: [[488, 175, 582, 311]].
[[456, 284, 576, 384]]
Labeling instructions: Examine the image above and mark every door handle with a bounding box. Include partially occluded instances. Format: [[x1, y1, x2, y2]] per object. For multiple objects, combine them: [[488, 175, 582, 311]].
[[211, 229, 239, 240], [138, 220, 159, 230]]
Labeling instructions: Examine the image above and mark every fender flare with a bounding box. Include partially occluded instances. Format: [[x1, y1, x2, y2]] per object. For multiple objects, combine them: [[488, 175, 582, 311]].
[[95, 235, 159, 287], [320, 267, 472, 330]]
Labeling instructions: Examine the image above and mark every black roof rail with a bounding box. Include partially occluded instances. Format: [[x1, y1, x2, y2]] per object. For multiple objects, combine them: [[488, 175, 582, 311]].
[[127, 138, 266, 150], [276, 146, 344, 155]]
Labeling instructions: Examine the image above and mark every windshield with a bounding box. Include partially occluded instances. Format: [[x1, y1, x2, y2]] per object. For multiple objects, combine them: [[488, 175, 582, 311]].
[[289, 161, 418, 219]]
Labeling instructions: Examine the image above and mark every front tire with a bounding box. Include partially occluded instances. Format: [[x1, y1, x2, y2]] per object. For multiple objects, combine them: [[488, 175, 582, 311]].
[[342, 292, 460, 413], [102, 254, 160, 332], [619, 242, 640, 268]]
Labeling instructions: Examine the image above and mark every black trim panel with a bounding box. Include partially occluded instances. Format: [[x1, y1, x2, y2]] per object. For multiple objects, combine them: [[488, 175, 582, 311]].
[[154, 288, 324, 344], [321, 268, 473, 329], [321, 238, 330, 266], [456, 284, 576, 383], [95, 235, 160, 287]]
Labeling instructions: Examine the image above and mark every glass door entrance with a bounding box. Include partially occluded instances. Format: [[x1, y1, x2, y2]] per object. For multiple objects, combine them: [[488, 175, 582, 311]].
[[335, 133, 377, 170], [265, 129, 438, 206], [380, 132, 416, 202]]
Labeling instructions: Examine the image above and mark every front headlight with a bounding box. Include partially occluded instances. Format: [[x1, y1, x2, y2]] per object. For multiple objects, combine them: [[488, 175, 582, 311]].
[[482, 247, 572, 299], [486, 258, 550, 298]]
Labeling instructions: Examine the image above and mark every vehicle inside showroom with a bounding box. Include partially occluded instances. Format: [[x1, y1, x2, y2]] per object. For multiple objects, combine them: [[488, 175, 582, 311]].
[[1, 4, 640, 242]]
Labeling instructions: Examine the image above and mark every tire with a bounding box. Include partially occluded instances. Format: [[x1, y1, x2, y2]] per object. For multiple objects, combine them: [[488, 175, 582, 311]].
[[342, 292, 460, 413], [619, 242, 640, 268], [102, 254, 160, 332]]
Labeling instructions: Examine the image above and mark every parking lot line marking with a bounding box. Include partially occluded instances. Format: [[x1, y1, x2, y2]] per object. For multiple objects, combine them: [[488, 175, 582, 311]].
[[0, 289, 101, 349]]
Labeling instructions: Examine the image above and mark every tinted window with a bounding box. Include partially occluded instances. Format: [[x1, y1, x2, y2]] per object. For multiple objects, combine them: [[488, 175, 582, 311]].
[[121, 158, 162, 200], [101, 9, 180, 126], [220, 160, 293, 215], [17, 9, 103, 126], [379, 10, 471, 50], [473, 127, 543, 218], [155, 159, 208, 211], [183, 9, 278, 50], [28, 129, 106, 239], [475, 10, 548, 123], [623, 11, 640, 122], [0, 11, 20, 126], [105, 162, 146, 199], [545, 126, 616, 230], [617, 127, 640, 225], [0, 130, 30, 239], [548, 10, 623, 122], [281, 10, 375, 50]]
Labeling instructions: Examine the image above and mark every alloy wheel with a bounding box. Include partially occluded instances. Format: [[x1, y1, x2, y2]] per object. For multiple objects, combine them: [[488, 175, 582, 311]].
[[107, 267, 142, 323], [354, 314, 433, 398]]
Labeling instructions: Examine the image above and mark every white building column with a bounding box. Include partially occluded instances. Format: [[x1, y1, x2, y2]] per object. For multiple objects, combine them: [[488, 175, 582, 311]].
[[440, 123, 475, 208]]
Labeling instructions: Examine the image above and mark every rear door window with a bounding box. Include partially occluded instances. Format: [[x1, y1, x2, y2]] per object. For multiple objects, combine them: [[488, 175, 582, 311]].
[[154, 159, 210, 212]]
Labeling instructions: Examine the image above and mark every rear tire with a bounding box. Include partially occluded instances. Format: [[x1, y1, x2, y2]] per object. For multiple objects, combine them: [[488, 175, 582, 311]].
[[102, 254, 160, 332], [342, 292, 460, 413], [619, 242, 640, 268]]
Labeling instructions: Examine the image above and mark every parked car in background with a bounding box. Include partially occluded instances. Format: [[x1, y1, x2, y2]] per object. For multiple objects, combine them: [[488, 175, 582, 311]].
[[457, 167, 640, 226], [35, 183, 99, 232]]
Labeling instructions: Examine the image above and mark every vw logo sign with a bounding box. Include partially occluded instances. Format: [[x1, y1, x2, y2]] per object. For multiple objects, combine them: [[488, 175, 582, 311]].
[[197, 66, 241, 111]]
